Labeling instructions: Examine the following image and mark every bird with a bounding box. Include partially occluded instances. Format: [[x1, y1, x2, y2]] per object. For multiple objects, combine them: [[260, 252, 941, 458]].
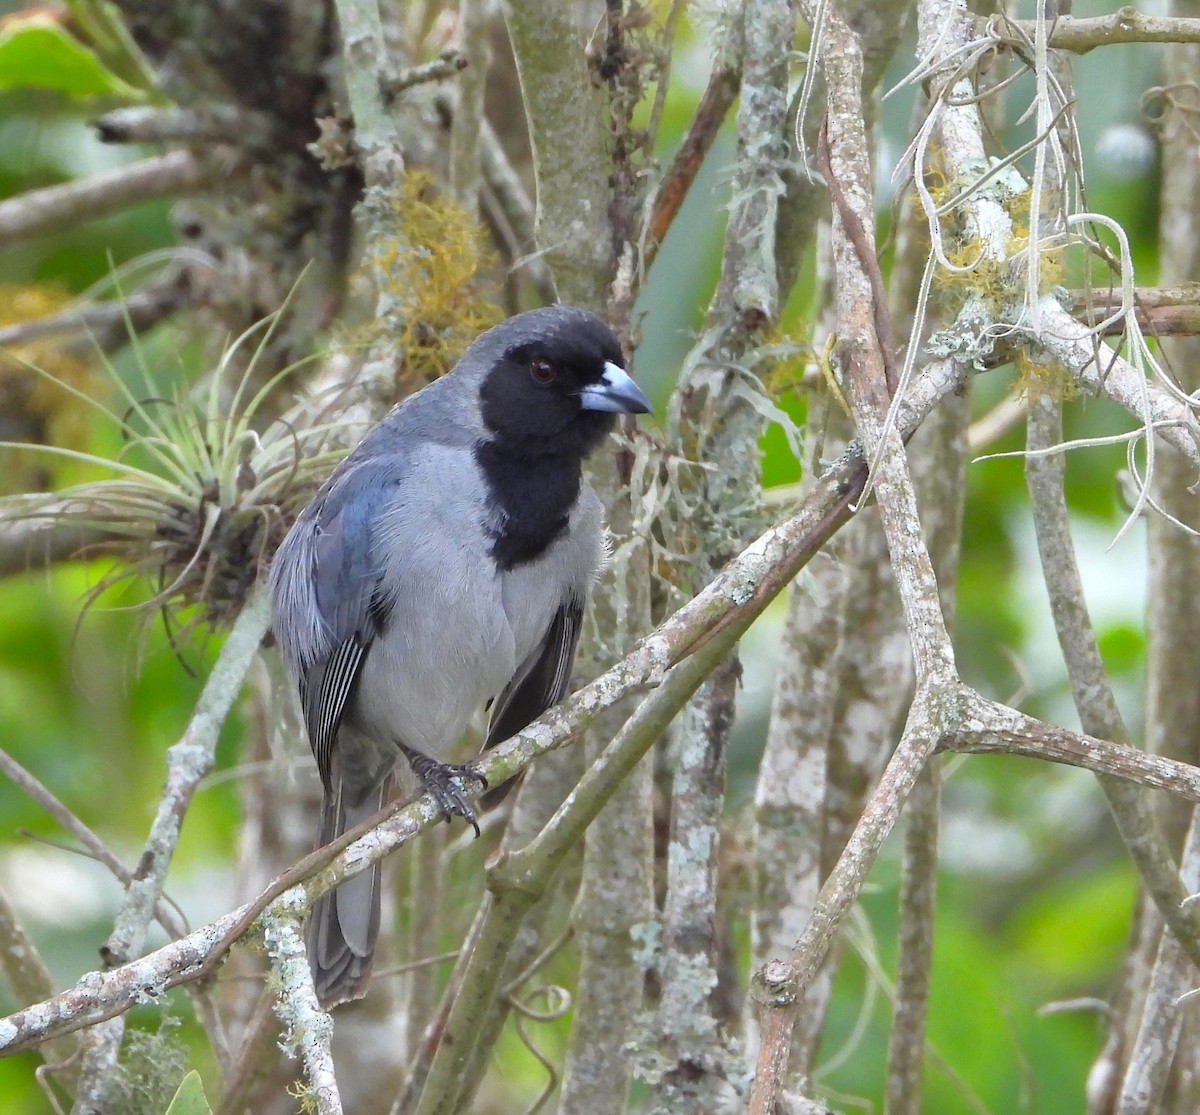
[[268, 305, 652, 1007]]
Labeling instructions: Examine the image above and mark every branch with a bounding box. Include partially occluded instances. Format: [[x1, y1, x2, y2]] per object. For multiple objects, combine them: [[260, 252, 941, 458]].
[[1026, 392, 1200, 967], [818, 38, 954, 684], [884, 392, 971, 1114], [447, 0, 489, 213], [380, 50, 468, 98], [748, 7, 956, 1106], [215, 988, 280, 1115], [950, 691, 1200, 798], [262, 903, 342, 1115], [0, 153, 222, 249], [415, 637, 739, 1115], [71, 588, 270, 1105], [1070, 286, 1200, 337], [558, 640, 654, 1105], [476, 118, 557, 301], [93, 105, 275, 149], [504, 1, 614, 306], [884, 747, 940, 1115], [1114, 812, 1200, 1110], [647, 0, 793, 1103], [331, 0, 404, 183], [0, 885, 79, 1068], [644, 55, 741, 266], [0, 266, 196, 352], [1032, 299, 1200, 470], [104, 589, 273, 965], [750, 690, 944, 1115], [998, 12, 1200, 53], [0, 497, 125, 579]]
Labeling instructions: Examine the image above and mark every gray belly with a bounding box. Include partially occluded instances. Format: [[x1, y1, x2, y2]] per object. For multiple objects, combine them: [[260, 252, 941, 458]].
[[344, 479, 603, 760]]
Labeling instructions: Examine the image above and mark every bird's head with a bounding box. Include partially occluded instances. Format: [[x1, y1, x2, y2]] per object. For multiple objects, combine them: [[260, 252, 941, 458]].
[[476, 306, 652, 456]]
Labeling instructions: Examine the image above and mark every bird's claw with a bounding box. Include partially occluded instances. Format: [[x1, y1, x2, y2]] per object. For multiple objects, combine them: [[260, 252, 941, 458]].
[[407, 754, 489, 837]]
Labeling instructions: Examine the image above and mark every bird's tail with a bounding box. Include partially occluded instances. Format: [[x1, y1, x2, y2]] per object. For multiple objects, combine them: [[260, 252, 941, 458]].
[[307, 780, 384, 1008]]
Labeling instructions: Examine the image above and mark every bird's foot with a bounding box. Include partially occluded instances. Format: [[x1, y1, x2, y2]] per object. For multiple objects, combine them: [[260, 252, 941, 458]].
[[402, 750, 489, 837]]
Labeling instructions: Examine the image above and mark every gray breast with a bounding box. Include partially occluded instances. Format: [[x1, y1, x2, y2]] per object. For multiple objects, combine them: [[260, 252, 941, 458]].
[[345, 452, 603, 760]]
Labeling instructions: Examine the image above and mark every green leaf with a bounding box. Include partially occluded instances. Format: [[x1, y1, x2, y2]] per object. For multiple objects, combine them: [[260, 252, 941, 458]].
[[0, 17, 141, 98], [164, 1071, 212, 1115]]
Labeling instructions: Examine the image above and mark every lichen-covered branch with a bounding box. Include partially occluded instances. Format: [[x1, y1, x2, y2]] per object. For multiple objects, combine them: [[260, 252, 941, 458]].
[[649, 0, 793, 1104], [262, 901, 342, 1115]]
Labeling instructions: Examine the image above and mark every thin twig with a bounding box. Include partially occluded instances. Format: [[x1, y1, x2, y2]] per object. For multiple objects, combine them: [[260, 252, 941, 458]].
[[643, 40, 741, 266], [215, 986, 280, 1115], [1114, 812, 1200, 1110], [884, 764, 940, 1114], [381, 50, 468, 98], [447, 3, 488, 213], [476, 119, 557, 301], [0, 746, 187, 939]]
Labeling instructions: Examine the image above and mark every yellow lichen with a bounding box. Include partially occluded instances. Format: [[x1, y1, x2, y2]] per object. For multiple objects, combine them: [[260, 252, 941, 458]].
[[0, 283, 104, 492], [1012, 344, 1077, 402], [354, 171, 504, 394]]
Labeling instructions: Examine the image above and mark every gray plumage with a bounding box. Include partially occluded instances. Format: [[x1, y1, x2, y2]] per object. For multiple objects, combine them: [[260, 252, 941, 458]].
[[268, 306, 650, 1006]]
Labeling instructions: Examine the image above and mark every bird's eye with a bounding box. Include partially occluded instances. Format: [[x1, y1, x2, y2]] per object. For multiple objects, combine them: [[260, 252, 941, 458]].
[[530, 359, 557, 385]]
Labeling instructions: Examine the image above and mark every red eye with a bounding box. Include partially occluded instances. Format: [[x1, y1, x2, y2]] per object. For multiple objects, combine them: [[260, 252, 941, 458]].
[[530, 359, 557, 384]]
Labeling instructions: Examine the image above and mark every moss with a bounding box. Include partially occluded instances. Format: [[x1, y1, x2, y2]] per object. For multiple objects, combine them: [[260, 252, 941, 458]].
[[99, 1014, 189, 1115], [354, 171, 503, 395]]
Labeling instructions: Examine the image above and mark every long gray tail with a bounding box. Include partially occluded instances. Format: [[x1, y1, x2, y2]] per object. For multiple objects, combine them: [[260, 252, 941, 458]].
[[307, 780, 384, 1008]]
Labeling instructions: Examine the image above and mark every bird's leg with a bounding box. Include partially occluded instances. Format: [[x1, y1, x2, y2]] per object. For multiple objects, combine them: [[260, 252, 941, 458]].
[[399, 745, 489, 836]]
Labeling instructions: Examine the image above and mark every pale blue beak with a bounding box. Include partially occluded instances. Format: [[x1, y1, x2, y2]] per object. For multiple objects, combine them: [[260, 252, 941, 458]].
[[578, 362, 653, 415]]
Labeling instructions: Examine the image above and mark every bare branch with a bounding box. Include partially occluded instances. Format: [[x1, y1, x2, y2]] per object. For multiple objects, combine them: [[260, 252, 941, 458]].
[[1114, 813, 1200, 1111], [215, 988, 280, 1115], [1070, 286, 1200, 337], [476, 119, 557, 300], [999, 12, 1200, 53], [93, 105, 275, 148], [749, 691, 943, 1115], [0, 885, 79, 1069], [884, 764, 940, 1115], [0, 267, 196, 354], [644, 58, 741, 265], [0, 153, 222, 249], [447, 4, 488, 214], [381, 50, 468, 98]]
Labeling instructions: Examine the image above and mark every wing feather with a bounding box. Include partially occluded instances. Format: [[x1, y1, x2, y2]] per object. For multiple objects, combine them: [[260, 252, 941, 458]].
[[305, 638, 369, 789], [274, 459, 403, 788], [486, 597, 583, 747]]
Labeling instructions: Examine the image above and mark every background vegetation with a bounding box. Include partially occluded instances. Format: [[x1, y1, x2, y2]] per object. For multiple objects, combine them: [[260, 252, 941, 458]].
[[0, 0, 1197, 1113]]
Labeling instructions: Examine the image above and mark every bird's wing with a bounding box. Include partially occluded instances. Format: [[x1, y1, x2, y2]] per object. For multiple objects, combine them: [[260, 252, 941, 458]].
[[486, 596, 583, 747], [300, 463, 396, 790]]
